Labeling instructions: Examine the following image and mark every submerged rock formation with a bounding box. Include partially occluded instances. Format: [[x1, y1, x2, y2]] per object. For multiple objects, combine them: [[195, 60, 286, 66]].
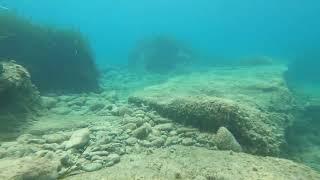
[[128, 36, 194, 73], [0, 11, 99, 93], [129, 95, 286, 155], [129, 65, 295, 156], [0, 60, 41, 132]]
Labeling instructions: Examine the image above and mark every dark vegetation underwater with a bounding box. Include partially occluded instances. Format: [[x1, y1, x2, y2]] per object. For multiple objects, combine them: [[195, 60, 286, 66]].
[[128, 36, 194, 73], [285, 52, 320, 85], [0, 11, 99, 93]]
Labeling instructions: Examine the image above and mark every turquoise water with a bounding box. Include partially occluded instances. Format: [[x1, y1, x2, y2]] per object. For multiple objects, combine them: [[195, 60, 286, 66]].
[[2, 1, 320, 64], [1, 1, 320, 179]]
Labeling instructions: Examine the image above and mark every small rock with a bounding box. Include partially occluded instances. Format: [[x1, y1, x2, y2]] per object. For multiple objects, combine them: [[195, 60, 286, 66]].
[[89, 102, 105, 112], [27, 139, 46, 144], [122, 123, 137, 131], [151, 137, 165, 147], [123, 116, 145, 127], [154, 123, 174, 131], [132, 123, 152, 139], [60, 153, 74, 166], [165, 136, 180, 146], [82, 162, 103, 172], [43, 133, 69, 144], [214, 127, 242, 152], [126, 137, 138, 145], [42, 143, 59, 151], [177, 127, 197, 134], [183, 132, 196, 137], [51, 106, 71, 115], [194, 175, 207, 180], [89, 151, 109, 157], [117, 106, 133, 116], [64, 128, 90, 149], [139, 140, 152, 147], [105, 153, 120, 166], [153, 117, 172, 123], [42, 96, 58, 109], [182, 138, 194, 146], [169, 131, 178, 136], [91, 155, 104, 161], [16, 134, 34, 143]]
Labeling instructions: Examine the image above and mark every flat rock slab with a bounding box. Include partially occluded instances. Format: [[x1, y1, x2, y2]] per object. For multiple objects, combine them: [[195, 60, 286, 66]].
[[129, 66, 294, 156], [0, 156, 59, 180], [64, 145, 320, 180], [131, 65, 293, 112]]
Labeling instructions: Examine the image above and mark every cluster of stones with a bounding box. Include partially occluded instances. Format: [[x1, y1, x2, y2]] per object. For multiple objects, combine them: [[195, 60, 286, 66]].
[[41, 91, 120, 117], [0, 96, 242, 178]]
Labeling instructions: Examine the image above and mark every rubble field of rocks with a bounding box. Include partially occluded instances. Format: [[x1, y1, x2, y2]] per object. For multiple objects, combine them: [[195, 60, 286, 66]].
[[0, 64, 320, 179]]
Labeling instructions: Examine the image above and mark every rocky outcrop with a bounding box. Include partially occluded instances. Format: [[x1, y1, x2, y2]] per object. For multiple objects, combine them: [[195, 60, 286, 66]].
[[0, 12, 99, 92], [129, 96, 286, 156], [128, 65, 295, 156], [0, 60, 42, 131]]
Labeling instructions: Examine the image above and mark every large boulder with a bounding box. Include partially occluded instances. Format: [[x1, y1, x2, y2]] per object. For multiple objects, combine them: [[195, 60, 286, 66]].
[[0, 60, 41, 132]]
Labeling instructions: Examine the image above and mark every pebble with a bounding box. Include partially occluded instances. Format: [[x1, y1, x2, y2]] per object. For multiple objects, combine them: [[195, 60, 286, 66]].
[[64, 128, 90, 150], [182, 138, 194, 146], [151, 137, 165, 147], [90, 151, 109, 157], [91, 155, 104, 161], [126, 137, 138, 145], [27, 139, 46, 144], [16, 134, 34, 143], [132, 123, 152, 139], [139, 140, 152, 147], [165, 136, 180, 146], [122, 123, 137, 130], [43, 133, 69, 144], [89, 102, 105, 112], [154, 123, 174, 131], [42, 143, 59, 151], [82, 162, 103, 172], [105, 153, 120, 166]]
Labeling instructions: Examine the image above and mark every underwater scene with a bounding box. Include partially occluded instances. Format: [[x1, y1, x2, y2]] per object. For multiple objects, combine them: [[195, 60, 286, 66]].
[[0, 1, 320, 179]]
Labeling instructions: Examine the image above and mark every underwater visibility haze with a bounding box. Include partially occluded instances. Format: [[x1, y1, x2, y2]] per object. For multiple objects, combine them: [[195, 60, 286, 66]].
[[0, 1, 320, 179]]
